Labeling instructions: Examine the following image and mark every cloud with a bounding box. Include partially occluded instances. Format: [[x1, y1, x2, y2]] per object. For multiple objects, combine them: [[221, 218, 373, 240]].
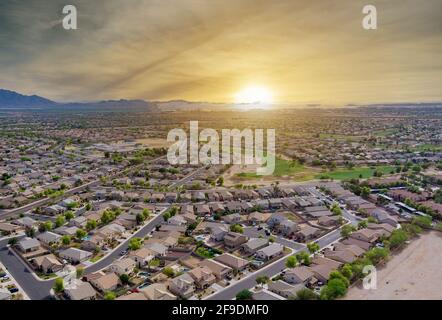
[[0, 0, 440, 104]]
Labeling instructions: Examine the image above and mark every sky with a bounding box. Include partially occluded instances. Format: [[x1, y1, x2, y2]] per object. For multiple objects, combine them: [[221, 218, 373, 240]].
[[0, 0, 441, 105]]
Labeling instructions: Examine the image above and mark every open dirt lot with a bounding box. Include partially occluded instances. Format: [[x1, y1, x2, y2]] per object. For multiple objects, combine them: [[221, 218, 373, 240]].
[[345, 231, 442, 300]]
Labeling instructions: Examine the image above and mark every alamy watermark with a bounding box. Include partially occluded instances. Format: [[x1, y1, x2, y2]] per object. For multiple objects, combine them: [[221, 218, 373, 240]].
[[167, 121, 276, 176]]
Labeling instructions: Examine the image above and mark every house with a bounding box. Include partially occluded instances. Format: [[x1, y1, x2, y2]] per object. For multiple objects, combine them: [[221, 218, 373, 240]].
[[222, 213, 241, 224], [367, 223, 395, 236], [59, 247, 92, 264], [268, 280, 306, 299], [310, 257, 343, 283], [144, 242, 168, 256], [318, 216, 341, 227], [223, 232, 248, 249], [17, 237, 40, 253], [116, 292, 147, 300], [248, 211, 271, 225], [44, 204, 66, 216], [129, 247, 155, 267], [65, 281, 97, 300], [195, 204, 211, 216], [168, 214, 187, 226], [0, 288, 12, 301], [140, 283, 177, 300], [168, 273, 195, 299], [213, 253, 249, 271], [14, 217, 38, 229], [89, 272, 120, 292], [242, 238, 269, 254], [324, 248, 359, 264], [69, 216, 87, 228], [37, 231, 62, 246], [267, 213, 286, 228], [255, 243, 284, 261], [278, 219, 299, 236], [209, 225, 228, 242], [295, 225, 321, 242], [0, 222, 22, 235], [283, 266, 315, 285], [199, 259, 233, 280], [109, 258, 136, 275], [349, 229, 380, 243], [252, 289, 285, 300], [32, 254, 63, 273], [81, 234, 106, 252], [342, 237, 372, 251], [188, 266, 216, 289]]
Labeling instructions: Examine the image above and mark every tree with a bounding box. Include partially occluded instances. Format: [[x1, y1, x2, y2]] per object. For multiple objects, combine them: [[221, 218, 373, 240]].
[[120, 274, 130, 285], [55, 215, 66, 228], [361, 186, 371, 198], [365, 247, 390, 265], [296, 288, 318, 300], [53, 277, 64, 294], [329, 270, 349, 287], [104, 291, 116, 300], [75, 229, 87, 240], [236, 289, 253, 300], [142, 209, 151, 219], [340, 225, 355, 238], [357, 220, 368, 230], [230, 224, 244, 233], [136, 213, 145, 225], [296, 252, 312, 266], [412, 216, 432, 229], [64, 211, 75, 221], [86, 219, 97, 231], [306, 242, 320, 254], [76, 267, 84, 279], [8, 237, 18, 246], [61, 235, 71, 245], [341, 264, 353, 280], [128, 237, 143, 251], [162, 267, 175, 278], [285, 256, 298, 268], [255, 276, 269, 286], [320, 278, 347, 300], [331, 203, 342, 216], [389, 229, 408, 249], [101, 210, 116, 224]]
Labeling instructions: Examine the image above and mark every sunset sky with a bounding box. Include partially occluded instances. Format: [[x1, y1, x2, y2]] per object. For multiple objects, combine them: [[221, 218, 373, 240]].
[[0, 0, 441, 105]]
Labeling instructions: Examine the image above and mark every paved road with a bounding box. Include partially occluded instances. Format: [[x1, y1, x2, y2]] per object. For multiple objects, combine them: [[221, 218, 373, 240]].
[[0, 238, 53, 300], [207, 227, 344, 300], [84, 207, 169, 273]]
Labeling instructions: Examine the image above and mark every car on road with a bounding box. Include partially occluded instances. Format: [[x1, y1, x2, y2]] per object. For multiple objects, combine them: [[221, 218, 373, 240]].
[[120, 250, 127, 256], [265, 230, 271, 236]]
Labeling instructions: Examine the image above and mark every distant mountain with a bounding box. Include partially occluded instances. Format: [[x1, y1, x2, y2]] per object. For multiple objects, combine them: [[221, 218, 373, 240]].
[[0, 89, 56, 107], [0, 89, 154, 111]]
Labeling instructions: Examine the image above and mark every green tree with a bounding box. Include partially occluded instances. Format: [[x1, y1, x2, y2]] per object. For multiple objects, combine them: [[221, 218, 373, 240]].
[[236, 289, 253, 300], [8, 237, 18, 246], [86, 219, 97, 231], [357, 220, 368, 229], [136, 213, 145, 225], [296, 288, 318, 300], [64, 211, 75, 221], [55, 215, 66, 228], [341, 264, 353, 280], [120, 274, 130, 285], [128, 237, 143, 251], [61, 235, 71, 245], [320, 278, 347, 300], [329, 270, 350, 287], [162, 267, 175, 278], [340, 225, 355, 238], [412, 216, 432, 229], [76, 267, 84, 279], [361, 186, 371, 198], [255, 276, 269, 286], [230, 224, 244, 233], [142, 209, 151, 219], [285, 256, 298, 268], [75, 229, 87, 240], [296, 252, 312, 266], [389, 229, 409, 249], [104, 291, 116, 300], [53, 277, 64, 294], [306, 242, 320, 254]]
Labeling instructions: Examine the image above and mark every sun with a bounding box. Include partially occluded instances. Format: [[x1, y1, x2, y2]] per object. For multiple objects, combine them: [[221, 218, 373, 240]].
[[234, 85, 273, 105]]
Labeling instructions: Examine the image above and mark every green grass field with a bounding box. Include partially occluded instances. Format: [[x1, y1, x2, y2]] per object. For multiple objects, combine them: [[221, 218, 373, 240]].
[[236, 157, 310, 178], [411, 144, 442, 152], [315, 165, 396, 180]]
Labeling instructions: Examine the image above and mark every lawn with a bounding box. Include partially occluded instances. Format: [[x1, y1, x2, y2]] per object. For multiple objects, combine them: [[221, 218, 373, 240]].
[[236, 157, 315, 179], [315, 165, 396, 180], [90, 253, 104, 263], [411, 144, 442, 152]]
